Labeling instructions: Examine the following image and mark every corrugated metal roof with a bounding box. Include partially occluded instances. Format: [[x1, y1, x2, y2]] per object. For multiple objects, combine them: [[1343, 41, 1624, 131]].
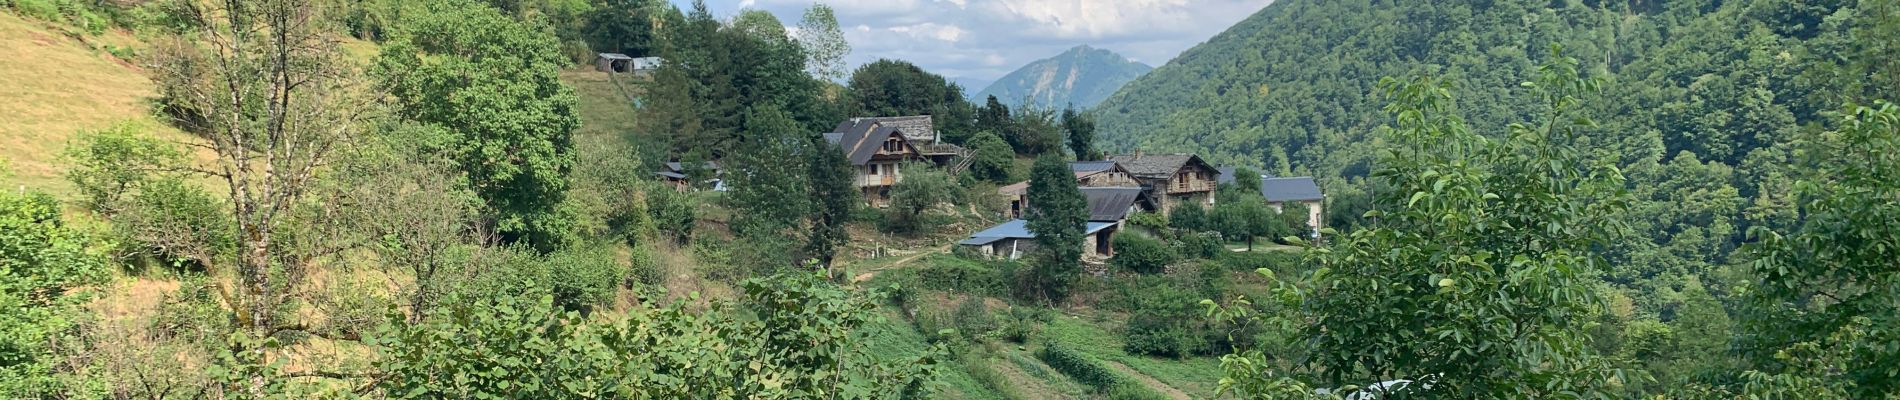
[[961, 219, 1116, 244], [1261, 177, 1324, 202], [1080, 187, 1142, 222]]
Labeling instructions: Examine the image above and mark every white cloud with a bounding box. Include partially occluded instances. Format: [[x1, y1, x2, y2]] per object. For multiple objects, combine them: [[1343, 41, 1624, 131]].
[[887, 23, 966, 42]]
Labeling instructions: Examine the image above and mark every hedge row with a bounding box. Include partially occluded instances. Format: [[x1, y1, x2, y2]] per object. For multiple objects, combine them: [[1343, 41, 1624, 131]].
[[1036, 343, 1170, 400]]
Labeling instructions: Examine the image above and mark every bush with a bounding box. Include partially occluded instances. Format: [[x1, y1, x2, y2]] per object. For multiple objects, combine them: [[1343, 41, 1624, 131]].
[[950, 297, 996, 339], [1038, 343, 1121, 389], [1172, 231, 1225, 260], [1167, 202, 1208, 232], [646, 189, 696, 245], [997, 306, 1051, 344], [1217, 250, 1302, 274], [12, 0, 60, 21], [1126, 211, 1167, 231], [625, 244, 662, 287], [912, 255, 1012, 297], [1114, 276, 1214, 358], [1110, 234, 1175, 274]]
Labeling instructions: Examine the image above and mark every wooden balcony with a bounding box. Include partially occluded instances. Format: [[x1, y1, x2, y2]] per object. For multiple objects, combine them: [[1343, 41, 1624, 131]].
[[1166, 180, 1216, 194]]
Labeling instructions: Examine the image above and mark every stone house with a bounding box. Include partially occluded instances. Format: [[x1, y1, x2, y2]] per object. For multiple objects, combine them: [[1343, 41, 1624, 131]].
[[1106, 152, 1221, 213]]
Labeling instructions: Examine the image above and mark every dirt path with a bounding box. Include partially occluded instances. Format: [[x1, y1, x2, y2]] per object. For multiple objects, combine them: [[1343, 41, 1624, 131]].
[[850, 243, 953, 283], [1104, 359, 1192, 400]]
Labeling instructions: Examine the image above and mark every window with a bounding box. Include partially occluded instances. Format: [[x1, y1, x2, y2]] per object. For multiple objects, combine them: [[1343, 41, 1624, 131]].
[[884, 138, 901, 152]]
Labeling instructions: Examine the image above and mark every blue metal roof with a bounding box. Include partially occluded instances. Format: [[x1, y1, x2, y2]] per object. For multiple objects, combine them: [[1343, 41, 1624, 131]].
[[960, 219, 1116, 245]]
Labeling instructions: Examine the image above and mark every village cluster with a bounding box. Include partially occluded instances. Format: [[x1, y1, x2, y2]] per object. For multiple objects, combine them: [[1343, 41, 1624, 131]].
[[654, 114, 1327, 263]]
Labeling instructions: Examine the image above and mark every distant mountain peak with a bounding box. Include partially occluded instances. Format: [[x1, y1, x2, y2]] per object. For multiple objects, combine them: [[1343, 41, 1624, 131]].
[[974, 46, 1151, 109]]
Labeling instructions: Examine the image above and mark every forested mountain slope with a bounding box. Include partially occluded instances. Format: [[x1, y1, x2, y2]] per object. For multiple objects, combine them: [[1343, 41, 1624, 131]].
[[1098, 0, 1892, 182], [1096, 1, 1900, 391], [975, 45, 1151, 109]]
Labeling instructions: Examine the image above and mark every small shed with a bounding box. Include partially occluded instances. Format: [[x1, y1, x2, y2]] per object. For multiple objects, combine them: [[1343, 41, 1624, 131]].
[[958, 219, 1119, 260], [596, 53, 634, 73]]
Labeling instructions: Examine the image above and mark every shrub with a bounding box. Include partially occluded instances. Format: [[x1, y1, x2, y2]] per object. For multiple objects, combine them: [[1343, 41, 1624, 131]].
[[1110, 234, 1175, 274], [625, 244, 663, 287], [539, 245, 625, 314], [950, 297, 996, 339], [1217, 250, 1301, 274], [1172, 231, 1225, 260], [1037, 343, 1121, 389], [997, 306, 1050, 344], [1126, 211, 1167, 231], [12, 0, 60, 21], [646, 189, 696, 245], [1167, 202, 1208, 232], [912, 255, 1011, 297], [1117, 277, 1214, 358]]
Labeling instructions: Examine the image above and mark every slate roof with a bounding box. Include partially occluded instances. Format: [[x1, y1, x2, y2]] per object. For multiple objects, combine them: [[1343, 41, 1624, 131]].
[[1070, 161, 1119, 173], [826, 120, 916, 166], [850, 116, 936, 144], [597, 53, 633, 60], [1216, 167, 1237, 184], [1261, 177, 1324, 202], [958, 219, 1117, 245], [1106, 153, 1214, 179]]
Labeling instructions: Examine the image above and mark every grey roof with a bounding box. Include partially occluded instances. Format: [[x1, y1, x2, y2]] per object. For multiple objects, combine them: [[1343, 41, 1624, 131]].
[[662, 161, 720, 173], [1261, 177, 1324, 202], [1070, 161, 1119, 173], [597, 53, 633, 60], [655, 171, 686, 179], [959, 219, 1117, 245], [1106, 153, 1214, 179], [827, 120, 916, 166], [1216, 167, 1237, 184], [822, 132, 844, 145], [1080, 187, 1142, 222], [851, 116, 936, 144]]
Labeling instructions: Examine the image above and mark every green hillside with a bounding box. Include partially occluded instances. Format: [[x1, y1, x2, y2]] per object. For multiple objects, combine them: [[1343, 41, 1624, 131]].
[[974, 45, 1151, 109]]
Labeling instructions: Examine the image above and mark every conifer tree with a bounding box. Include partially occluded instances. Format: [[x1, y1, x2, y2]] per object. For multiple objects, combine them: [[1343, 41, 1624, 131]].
[[1023, 154, 1087, 303], [804, 135, 857, 274]]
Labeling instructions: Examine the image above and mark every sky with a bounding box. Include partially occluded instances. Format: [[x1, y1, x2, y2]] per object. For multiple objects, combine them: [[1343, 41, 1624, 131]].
[[665, 0, 1275, 90]]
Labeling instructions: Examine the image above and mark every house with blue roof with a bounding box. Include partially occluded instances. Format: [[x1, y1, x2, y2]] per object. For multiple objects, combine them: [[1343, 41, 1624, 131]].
[[958, 220, 1120, 260], [961, 186, 1141, 260]]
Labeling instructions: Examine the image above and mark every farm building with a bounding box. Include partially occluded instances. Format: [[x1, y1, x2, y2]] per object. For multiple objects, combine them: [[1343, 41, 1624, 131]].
[[957, 219, 1119, 260]]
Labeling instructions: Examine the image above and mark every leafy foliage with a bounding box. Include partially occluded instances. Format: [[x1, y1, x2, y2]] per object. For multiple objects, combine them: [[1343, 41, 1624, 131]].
[[964, 130, 1015, 183], [885, 162, 957, 235], [0, 191, 106, 396], [847, 59, 976, 144], [376, 272, 945, 399], [1740, 101, 1900, 397], [376, 0, 582, 251], [1022, 155, 1087, 303], [1109, 234, 1174, 274], [1223, 53, 1630, 397]]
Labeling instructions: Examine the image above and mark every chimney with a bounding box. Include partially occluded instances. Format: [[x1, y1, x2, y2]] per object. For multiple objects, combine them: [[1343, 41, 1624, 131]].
[[1133, 149, 1143, 159]]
